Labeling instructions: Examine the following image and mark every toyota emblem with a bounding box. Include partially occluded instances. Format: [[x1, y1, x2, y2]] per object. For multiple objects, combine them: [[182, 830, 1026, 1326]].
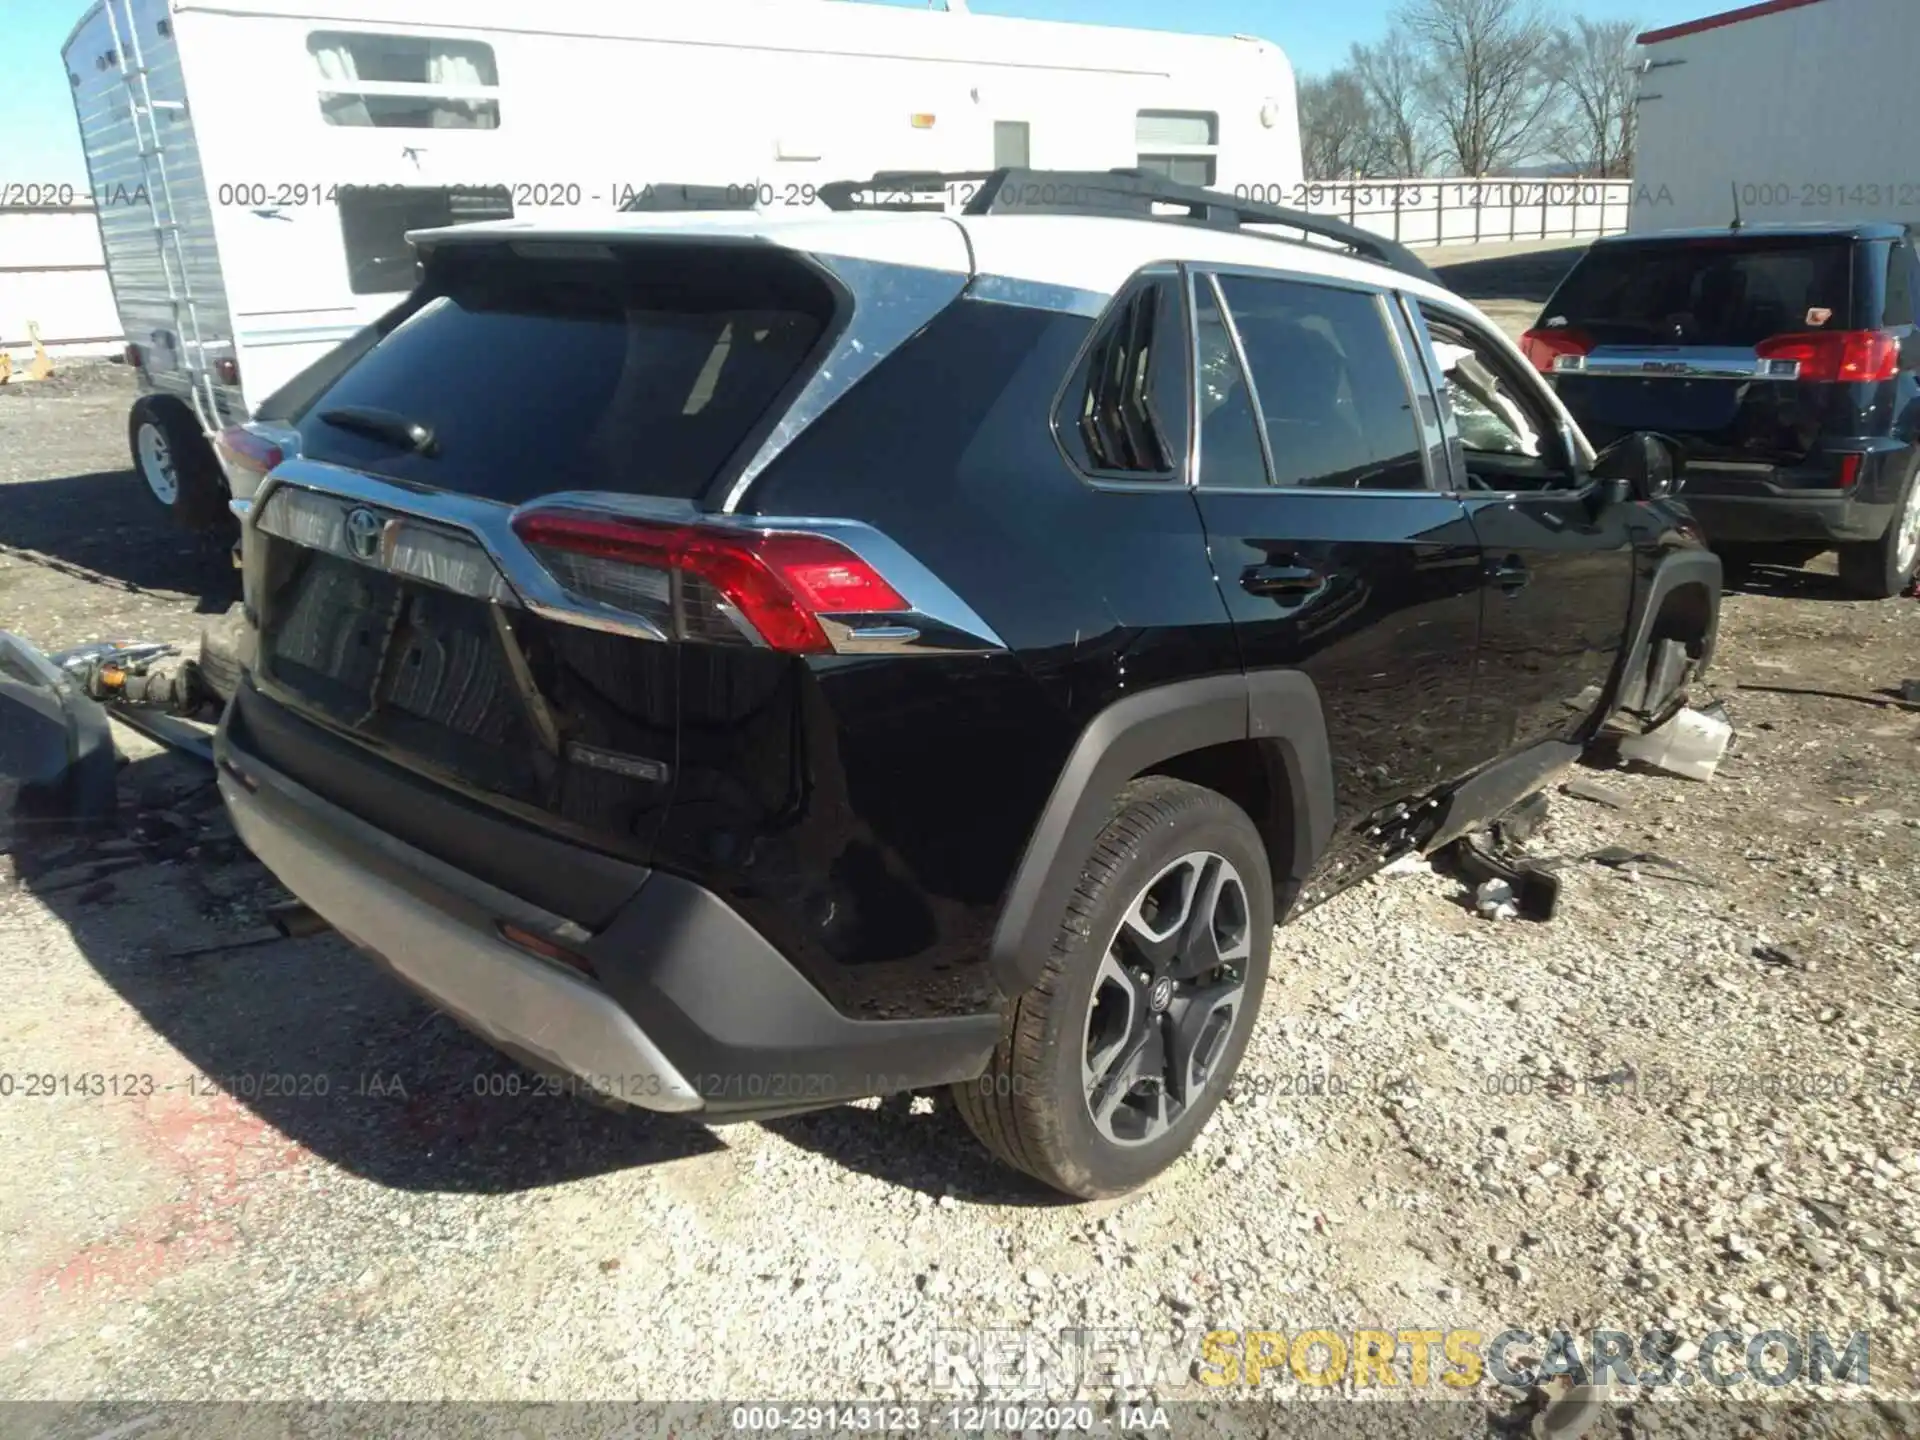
[[344, 506, 385, 562]]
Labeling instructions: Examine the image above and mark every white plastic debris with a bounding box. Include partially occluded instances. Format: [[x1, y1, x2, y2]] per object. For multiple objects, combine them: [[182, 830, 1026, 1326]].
[[1616, 704, 1733, 782], [1475, 878, 1519, 921]]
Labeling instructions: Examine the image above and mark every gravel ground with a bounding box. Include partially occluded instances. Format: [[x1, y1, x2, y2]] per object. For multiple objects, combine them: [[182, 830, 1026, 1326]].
[[1, 258, 1917, 1434]]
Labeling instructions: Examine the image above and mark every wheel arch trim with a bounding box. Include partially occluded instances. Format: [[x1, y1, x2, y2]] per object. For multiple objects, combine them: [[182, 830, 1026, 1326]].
[[987, 670, 1336, 999], [1603, 547, 1723, 721]]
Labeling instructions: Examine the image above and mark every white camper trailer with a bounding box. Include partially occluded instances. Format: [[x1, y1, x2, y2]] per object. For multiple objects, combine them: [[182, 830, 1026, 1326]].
[[62, 0, 1301, 525], [1630, 0, 1920, 234]]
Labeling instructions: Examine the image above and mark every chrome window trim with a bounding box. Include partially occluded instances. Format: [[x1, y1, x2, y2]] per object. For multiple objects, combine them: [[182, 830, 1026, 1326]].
[[1405, 296, 1604, 505], [967, 274, 1110, 317], [1181, 265, 1204, 491], [249, 460, 1006, 656], [1202, 271, 1280, 490], [1190, 264, 1443, 498], [1395, 292, 1469, 494], [1384, 291, 1453, 493], [717, 254, 970, 514]]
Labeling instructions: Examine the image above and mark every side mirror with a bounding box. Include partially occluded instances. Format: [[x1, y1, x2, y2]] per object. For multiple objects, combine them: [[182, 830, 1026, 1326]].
[[1591, 431, 1682, 502]]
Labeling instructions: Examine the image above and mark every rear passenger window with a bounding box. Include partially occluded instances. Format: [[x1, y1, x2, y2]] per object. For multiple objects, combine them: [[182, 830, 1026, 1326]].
[[1057, 277, 1186, 480], [338, 185, 513, 295], [1212, 275, 1426, 490]]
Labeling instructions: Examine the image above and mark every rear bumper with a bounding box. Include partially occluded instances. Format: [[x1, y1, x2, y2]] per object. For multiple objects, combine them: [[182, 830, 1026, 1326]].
[[1678, 449, 1908, 544], [216, 718, 1001, 1120], [1680, 490, 1893, 544]]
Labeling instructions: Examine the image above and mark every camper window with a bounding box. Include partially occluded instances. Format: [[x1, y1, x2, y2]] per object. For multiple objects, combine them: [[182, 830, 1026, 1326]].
[[1135, 111, 1217, 188], [993, 122, 1031, 169], [338, 186, 513, 295], [308, 32, 500, 129]]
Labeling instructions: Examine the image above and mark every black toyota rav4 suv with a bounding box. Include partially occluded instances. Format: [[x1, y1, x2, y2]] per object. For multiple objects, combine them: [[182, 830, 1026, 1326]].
[[1524, 222, 1920, 598], [215, 172, 1719, 1197]]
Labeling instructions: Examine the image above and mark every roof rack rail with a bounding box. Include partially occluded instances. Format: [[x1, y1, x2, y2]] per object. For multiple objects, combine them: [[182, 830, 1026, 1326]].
[[815, 170, 992, 214], [819, 167, 1442, 287]]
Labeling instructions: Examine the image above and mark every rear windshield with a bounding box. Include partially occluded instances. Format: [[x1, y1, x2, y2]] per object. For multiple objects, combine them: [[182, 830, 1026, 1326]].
[[1543, 238, 1855, 347], [291, 243, 833, 504]]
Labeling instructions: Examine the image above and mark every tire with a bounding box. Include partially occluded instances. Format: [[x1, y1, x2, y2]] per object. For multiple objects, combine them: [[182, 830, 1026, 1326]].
[[1837, 454, 1920, 600], [129, 397, 228, 530], [952, 776, 1273, 1199]]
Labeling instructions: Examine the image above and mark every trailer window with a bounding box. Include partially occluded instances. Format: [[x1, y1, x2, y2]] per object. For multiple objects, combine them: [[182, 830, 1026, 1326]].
[[1136, 111, 1217, 188], [993, 121, 1031, 169], [309, 31, 500, 129], [338, 186, 513, 295]]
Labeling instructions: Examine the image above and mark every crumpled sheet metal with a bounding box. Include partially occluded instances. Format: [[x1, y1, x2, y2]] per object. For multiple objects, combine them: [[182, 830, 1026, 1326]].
[[0, 631, 117, 829]]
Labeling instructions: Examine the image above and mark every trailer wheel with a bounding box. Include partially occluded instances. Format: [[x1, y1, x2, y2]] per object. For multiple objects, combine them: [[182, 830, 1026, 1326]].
[[130, 398, 228, 531]]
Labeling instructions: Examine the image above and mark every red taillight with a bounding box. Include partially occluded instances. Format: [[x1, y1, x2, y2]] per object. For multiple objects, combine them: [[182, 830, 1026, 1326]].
[[1838, 454, 1863, 488], [124, 343, 144, 370], [215, 356, 240, 386], [1520, 327, 1593, 374], [1754, 330, 1900, 383], [214, 424, 283, 479], [510, 508, 907, 655]]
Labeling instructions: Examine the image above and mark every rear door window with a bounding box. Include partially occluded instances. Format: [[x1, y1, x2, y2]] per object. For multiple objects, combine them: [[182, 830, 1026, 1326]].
[[1210, 274, 1427, 490], [290, 243, 832, 503], [1542, 238, 1855, 346]]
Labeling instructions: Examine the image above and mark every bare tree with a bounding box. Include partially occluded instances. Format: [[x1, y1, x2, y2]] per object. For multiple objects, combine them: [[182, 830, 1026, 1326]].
[[1540, 17, 1640, 176], [1398, 0, 1558, 175], [1298, 69, 1391, 179], [1350, 34, 1435, 176]]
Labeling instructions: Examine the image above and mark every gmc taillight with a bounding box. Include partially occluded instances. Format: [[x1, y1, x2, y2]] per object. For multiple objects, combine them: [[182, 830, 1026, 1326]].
[[510, 507, 908, 654], [1754, 330, 1901, 383], [124, 343, 144, 371], [1520, 327, 1593, 374]]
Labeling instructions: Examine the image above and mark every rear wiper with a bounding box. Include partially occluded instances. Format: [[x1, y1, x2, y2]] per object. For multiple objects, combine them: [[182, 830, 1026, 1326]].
[[319, 405, 439, 457]]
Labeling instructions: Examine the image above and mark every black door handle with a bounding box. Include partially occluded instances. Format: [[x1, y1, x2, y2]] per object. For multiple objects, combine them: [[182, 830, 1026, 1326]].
[[1490, 554, 1530, 591], [1241, 563, 1324, 597]]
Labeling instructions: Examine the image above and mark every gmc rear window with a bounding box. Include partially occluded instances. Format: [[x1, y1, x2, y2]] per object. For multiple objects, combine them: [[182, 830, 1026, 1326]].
[[290, 243, 834, 503], [1542, 238, 1855, 347]]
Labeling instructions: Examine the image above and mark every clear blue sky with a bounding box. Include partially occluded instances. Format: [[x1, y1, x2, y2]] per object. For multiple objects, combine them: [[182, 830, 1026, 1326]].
[[0, 0, 1714, 185]]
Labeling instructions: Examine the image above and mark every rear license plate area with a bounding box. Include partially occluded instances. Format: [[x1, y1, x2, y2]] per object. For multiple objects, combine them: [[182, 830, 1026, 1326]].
[[1585, 378, 1742, 434], [262, 549, 540, 799]]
